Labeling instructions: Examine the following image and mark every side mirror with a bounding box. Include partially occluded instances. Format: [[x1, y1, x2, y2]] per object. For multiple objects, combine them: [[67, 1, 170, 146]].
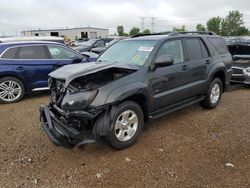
[[71, 57, 83, 64], [154, 55, 174, 67]]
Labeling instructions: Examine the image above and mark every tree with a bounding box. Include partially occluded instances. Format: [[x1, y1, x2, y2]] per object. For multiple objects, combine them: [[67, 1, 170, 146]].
[[117, 25, 124, 36], [206, 17, 221, 35], [221, 10, 246, 36], [143, 29, 151, 34], [173, 25, 186, 32], [237, 26, 249, 36], [129, 27, 140, 36], [196, 24, 206, 32]]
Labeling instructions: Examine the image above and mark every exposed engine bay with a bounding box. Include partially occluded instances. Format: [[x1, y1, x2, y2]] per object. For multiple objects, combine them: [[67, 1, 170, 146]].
[[68, 68, 137, 91]]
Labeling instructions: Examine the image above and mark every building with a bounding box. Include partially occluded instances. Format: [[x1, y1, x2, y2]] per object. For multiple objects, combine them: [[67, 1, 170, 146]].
[[21, 27, 109, 41]]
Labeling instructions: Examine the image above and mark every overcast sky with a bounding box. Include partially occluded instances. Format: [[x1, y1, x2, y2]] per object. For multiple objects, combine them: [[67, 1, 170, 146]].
[[0, 0, 250, 36]]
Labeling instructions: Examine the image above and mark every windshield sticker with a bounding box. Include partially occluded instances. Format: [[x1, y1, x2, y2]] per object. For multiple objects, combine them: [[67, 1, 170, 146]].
[[138, 46, 154, 52]]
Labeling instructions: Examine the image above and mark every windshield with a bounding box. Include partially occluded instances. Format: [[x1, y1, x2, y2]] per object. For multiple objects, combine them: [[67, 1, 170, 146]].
[[98, 40, 157, 66], [106, 39, 119, 47], [82, 39, 97, 47]]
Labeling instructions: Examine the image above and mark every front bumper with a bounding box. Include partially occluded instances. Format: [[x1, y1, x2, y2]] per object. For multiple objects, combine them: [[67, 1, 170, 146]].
[[230, 68, 250, 85], [40, 105, 95, 148]]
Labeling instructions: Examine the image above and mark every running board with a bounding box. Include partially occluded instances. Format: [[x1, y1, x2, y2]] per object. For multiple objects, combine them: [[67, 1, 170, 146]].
[[149, 96, 205, 119]]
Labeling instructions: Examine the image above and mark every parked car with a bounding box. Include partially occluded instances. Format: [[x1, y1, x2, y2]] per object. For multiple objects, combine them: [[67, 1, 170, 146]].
[[40, 31, 232, 150], [0, 41, 87, 103], [73, 38, 113, 53], [227, 41, 250, 85], [0, 36, 65, 44], [91, 39, 120, 54]]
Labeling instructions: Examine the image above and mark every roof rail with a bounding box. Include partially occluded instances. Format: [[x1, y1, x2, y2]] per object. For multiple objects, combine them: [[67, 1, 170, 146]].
[[169, 31, 216, 36], [131, 31, 173, 38], [131, 31, 216, 38]]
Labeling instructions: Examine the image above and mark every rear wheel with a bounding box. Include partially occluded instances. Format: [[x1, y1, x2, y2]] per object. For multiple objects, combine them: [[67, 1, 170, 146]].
[[106, 101, 144, 150], [0, 77, 25, 104], [201, 78, 222, 109]]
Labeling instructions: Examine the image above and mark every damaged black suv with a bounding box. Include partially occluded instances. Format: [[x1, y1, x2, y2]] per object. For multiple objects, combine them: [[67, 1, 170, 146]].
[[40, 32, 232, 150]]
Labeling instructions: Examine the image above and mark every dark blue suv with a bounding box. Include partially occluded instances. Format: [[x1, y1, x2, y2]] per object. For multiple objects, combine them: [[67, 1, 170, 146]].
[[0, 41, 86, 103]]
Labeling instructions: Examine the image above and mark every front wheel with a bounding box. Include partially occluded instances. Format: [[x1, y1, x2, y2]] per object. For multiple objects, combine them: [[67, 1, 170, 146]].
[[106, 101, 144, 150], [201, 78, 222, 109], [0, 77, 25, 104]]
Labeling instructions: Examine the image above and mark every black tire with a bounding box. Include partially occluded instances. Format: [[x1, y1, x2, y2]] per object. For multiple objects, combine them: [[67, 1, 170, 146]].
[[0, 77, 25, 104], [201, 78, 223, 109], [106, 101, 144, 150]]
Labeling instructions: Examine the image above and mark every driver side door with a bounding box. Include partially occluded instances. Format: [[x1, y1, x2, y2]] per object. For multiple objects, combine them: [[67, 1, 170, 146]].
[[149, 39, 190, 111], [46, 45, 84, 70]]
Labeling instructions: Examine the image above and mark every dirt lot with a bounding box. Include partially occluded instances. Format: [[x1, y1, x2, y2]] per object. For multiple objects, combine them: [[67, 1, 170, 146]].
[[0, 88, 250, 188]]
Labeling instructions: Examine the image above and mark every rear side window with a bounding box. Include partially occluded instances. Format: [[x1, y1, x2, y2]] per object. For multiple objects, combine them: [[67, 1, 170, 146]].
[[185, 38, 203, 61], [1, 47, 18, 59], [16, 46, 48, 59], [207, 37, 228, 54]]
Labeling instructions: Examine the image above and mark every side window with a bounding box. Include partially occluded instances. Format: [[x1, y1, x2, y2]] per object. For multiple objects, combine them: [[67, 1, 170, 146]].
[[157, 40, 184, 64], [1, 47, 18, 59], [185, 38, 203, 61], [207, 37, 228, 54], [48, 46, 77, 59], [200, 40, 209, 58], [16, 46, 48, 59], [95, 40, 105, 47]]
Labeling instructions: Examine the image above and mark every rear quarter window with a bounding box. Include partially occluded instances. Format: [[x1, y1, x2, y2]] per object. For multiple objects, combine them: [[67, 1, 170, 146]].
[[207, 37, 228, 55], [1, 47, 18, 59]]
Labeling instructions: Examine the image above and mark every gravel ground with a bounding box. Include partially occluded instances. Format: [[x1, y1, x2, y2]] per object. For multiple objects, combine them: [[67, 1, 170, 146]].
[[0, 88, 249, 188]]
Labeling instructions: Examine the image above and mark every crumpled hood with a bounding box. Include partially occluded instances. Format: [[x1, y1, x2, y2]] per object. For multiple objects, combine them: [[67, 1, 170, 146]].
[[49, 62, 140, 87]]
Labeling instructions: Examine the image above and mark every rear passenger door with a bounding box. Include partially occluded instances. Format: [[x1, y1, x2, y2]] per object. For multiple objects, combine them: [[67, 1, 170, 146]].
[[11, 45, 53, 90], [184, 38, 210, 96]]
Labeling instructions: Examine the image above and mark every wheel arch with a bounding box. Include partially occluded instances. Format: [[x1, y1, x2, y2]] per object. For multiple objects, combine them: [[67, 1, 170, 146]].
[[105, 82, 152, 121], [0, 73, 28, 92], [208, 64, 226, 92]]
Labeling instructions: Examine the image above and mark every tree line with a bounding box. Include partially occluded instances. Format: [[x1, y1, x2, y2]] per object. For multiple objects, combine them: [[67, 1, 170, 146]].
[[196, 10, 249, 36], [116, 26, 151, 36], [116, 10, 249, 37]]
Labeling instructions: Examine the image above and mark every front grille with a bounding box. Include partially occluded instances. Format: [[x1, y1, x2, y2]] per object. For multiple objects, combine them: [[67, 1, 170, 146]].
[[232, 68, 243, 74]]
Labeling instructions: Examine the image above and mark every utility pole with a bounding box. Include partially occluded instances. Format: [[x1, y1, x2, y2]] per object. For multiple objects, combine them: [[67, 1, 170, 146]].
[[139, 17, 146, 32], [150, 17, 156, 33]]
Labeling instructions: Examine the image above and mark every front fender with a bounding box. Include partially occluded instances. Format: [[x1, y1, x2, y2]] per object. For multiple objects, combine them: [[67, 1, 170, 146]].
[[105, 82, 152, 111]]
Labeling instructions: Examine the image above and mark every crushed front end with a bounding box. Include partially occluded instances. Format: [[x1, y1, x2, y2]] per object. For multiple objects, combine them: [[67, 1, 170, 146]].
[[40, 78, 103, 148], [39, 64, 137, 148]]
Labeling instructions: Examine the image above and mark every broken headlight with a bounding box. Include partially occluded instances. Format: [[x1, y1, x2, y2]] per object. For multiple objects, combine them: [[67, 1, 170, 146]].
[[61, 90, 98, 112], [245, 67, 250, 73]]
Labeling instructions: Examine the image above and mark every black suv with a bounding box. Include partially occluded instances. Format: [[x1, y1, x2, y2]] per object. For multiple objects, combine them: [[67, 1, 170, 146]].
[[40, 32, 232, 150]]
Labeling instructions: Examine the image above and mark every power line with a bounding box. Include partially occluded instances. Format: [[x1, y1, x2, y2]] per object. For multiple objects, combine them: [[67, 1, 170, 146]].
[[150, 17, 157, 33], [139, 17, 146, 31]]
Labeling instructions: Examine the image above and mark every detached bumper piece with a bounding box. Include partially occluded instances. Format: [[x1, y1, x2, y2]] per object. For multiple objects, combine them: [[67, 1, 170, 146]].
[[40, 105, 95, 149], [231, 67, 250, 85]]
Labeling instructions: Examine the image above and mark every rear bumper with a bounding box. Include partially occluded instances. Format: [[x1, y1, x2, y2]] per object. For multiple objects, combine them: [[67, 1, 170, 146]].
[[40, 105, 95, 148], [230, 74, 250, 85], [230, 67, 250, 85]]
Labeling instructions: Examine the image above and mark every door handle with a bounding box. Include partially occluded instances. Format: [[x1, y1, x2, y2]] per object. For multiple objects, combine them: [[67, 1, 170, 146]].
[[16, 66, 25, 71], [206, 59, 211, 65], [182, 65, 189, 71]]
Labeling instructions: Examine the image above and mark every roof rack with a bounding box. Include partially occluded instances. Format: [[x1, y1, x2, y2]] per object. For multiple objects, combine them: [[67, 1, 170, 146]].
[[131, 31, 216, 38], [131, 31, 172, 38], [169, 31, 216, 36]]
